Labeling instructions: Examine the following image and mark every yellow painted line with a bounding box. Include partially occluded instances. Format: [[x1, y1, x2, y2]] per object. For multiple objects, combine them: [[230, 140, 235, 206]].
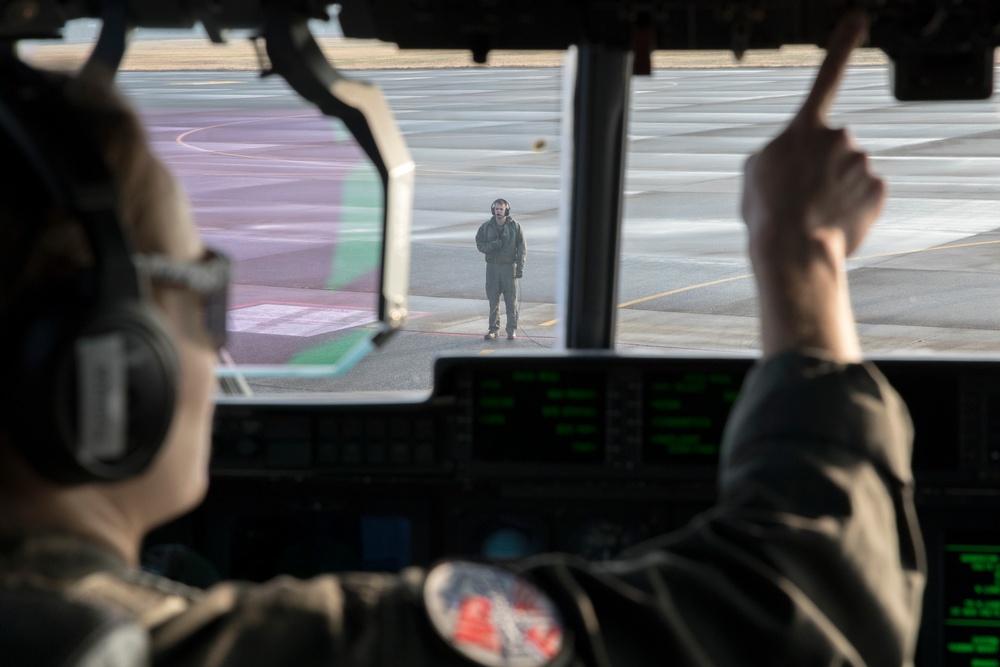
[[536, 237, 1000, 328], [618, 274, 752, 308], [854, 238, 1000, 261], [539, 275, 751, 324]]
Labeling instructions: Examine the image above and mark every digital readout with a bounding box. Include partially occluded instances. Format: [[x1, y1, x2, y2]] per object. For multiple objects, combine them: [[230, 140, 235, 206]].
[[944, 539, 1000, 667], [472, 370, 605, 463], [643, 371, 738, 464]]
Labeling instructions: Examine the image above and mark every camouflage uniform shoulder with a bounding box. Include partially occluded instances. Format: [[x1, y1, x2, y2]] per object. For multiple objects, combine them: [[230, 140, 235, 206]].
[[68, 567, 203, 629]]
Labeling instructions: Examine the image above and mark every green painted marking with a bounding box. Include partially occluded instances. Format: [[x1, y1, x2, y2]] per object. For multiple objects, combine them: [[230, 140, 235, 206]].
[[326, 166, 383, 291], [290, 328, 373, 365]]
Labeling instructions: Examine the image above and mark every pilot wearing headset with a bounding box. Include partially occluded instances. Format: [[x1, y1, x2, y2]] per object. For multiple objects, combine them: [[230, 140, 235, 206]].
[[475, 197, 526, 340], [0, 12, 923, 667]]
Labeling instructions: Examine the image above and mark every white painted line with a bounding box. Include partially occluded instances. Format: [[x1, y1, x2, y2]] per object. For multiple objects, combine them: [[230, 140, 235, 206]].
[[229, 304, 376, 337]]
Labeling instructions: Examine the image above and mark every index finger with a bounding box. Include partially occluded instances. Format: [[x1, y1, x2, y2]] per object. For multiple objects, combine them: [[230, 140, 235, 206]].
[[795, 10, 869, 126]]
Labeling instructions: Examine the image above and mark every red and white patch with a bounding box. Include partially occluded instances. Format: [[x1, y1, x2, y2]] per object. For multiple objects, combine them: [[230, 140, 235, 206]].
[[424, 561, 565, 667]]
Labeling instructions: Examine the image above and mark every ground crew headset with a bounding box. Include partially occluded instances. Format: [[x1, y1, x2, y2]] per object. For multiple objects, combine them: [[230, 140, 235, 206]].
[[491, 198, 510, 217], [0, 57, 179, 484]]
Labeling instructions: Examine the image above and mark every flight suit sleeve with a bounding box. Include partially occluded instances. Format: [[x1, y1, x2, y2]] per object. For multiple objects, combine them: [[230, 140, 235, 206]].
[[476, 221, 503, 255], [515, 223, 526, 276], [517, 351, 925, 667], [149, 570, 484, 667], [476, 223, 489, 254], [712, 351, 925, 664]]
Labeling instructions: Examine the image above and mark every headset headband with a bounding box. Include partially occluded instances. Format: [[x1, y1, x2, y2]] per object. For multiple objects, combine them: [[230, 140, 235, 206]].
[[0, 54, 178, 484]]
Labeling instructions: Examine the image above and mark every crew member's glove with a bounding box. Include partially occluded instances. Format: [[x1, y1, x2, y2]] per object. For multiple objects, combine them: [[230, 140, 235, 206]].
[[516, 269, 523, 279]]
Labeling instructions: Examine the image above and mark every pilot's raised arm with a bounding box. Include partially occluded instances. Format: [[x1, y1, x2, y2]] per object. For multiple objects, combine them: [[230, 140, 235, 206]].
[[513, 10, 925, 666]]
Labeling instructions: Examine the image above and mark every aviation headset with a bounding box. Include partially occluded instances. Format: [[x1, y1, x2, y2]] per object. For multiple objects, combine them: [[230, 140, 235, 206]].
[[0, 57, 179, 484], [491, 198, 510, 217]]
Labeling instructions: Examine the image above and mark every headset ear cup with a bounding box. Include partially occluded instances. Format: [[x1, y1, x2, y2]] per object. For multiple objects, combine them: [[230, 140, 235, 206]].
[[62, 303, 179, 482], [9, 299, 180, 484]]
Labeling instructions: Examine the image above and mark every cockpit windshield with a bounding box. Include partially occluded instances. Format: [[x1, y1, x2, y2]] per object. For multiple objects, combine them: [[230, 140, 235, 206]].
[[19, 10, 1000, 398]]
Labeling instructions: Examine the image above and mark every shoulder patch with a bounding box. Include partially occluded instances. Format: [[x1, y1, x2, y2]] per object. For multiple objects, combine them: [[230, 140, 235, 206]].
[[424, 561, 564, 667]]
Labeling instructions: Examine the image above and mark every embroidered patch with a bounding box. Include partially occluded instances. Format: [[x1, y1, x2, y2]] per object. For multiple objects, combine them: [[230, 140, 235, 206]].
[[424, 561, 564, 667]]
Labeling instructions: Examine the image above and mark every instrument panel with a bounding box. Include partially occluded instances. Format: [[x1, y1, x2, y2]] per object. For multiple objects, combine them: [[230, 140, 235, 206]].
[[155, 353, 1000, 667], [210, 353, 998, 482]]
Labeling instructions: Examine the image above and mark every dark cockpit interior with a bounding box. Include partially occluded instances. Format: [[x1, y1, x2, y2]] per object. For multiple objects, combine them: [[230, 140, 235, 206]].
[[5, 2, 1000, 665]]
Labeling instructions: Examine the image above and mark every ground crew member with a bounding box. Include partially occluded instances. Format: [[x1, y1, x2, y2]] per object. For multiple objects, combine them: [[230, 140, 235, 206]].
[[475, 198, 526, 340]]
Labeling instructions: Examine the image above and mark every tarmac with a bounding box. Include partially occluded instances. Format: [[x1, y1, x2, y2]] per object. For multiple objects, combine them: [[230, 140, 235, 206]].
[[39, 60, 1000, 392]]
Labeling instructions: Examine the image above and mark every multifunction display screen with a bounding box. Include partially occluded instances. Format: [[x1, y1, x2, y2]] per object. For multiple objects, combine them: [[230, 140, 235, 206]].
[[643, 371, 739, 464], [944, 536, 1000, 667], [472, 369, 605, 463]]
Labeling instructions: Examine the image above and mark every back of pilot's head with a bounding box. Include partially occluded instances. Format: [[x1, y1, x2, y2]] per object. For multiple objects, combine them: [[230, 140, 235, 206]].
[[491, 198, 510, 217], [0, 70, 186, 307], [0, 67, 215, 515]]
